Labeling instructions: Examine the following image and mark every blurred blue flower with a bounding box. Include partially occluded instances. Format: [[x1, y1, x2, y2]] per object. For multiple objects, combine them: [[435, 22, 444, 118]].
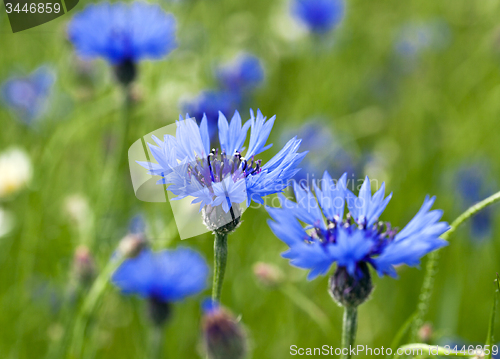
[[282, 122, 358, 184], [291, 0, 345, 34], [216, 54, 264, 94], [183, 54, 264, 141], [67, 1, 177, 65], [183, 90, 241, 140], [455, 164, 496, 241], [202, 298, 220, 314], [266, 173, 449, 280], [112, 247, 208, 302], [493, 344, 500, 359], [137, 110, 306, 212], [395, 20, 451, 58], [128, 213, 146, 234], [1, 66, 55, 125]]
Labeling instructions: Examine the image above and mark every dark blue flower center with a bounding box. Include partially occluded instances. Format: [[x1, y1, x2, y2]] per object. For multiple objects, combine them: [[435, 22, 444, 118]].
[[187, 148, 262, 192], [308, 215, 399, 258]]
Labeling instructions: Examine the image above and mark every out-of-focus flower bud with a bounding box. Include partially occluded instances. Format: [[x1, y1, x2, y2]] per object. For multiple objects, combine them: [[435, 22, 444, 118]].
[[72, 245, 96, 288], [328, 262, 373, 308], [64, 194, 93, 232], [253, 262, 284, 288], [418, 323, 433, 343], [117, 233, 147, 258], [0, 148, 32, 199], [202, 300, 247, 359]]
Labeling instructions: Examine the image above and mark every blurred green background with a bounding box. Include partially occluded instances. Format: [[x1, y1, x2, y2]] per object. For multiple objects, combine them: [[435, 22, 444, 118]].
[[1, 0, 500, 358]]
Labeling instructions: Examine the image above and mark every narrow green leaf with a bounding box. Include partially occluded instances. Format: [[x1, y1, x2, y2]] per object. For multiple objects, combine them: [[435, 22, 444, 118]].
[[389, 312, 417, 358], [485, 273, 500, 359]]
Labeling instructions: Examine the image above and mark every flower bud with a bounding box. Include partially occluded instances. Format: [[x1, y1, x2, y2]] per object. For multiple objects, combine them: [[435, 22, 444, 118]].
[[328, 262, 373, 308], [202, 204, 241, 235], [147, 297, 171, 327], [418, 323, 433, 343], [253, 262, 284, 288], [118, 233, 147, 258], [202, 300, 247, 359], [72, 245, 96, 288], [64, 194, 92, 231]]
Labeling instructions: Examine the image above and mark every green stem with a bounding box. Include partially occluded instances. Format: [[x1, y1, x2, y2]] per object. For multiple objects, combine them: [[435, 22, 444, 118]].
[[150, 325, 164, 359], [212, 232, 228, 302], [441, 190, 500, 241], [410, 250, 440, 342], [69, 254, 125, 357], [341, 306, 357, 359], [94, 86, 133, 242], [410, 190, 500, 341]]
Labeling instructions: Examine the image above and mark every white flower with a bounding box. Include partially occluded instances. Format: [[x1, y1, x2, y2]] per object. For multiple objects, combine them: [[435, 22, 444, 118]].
[[0, 148, 32, 198], [0, 207, 14, 238], [64, 194, 92, 226]]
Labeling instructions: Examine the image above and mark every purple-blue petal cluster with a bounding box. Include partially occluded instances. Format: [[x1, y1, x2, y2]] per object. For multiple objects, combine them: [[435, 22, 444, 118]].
[[455, 164, 496, 241], [267, 172, 449, 280], [183, 90, 241, 140], [137, 110, 306, 212], [282, 122, 359, 183], [67, 1, 177, 64], [215, 54, 264, 93], [291, 0, 345, 34], [182, 54, 264, 141], [112, 247, 208, 302], [1, 66, 55, 125]]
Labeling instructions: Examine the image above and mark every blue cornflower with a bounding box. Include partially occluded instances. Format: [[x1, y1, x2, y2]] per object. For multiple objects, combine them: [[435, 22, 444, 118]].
[[215, 54, 264, 94], [266, 173, 449, 281], [291, 0, 345, 34], [394, 20, 451, 59], [68, 2, 176, 65], [137, 110, 306, 215], [282, 122, 358, 183], [182, 90, 241, 140], [1, 66, 55, 125], [112, 247, 209, 302], [455, 164, 496, 241], [128, 213, 146, 234]]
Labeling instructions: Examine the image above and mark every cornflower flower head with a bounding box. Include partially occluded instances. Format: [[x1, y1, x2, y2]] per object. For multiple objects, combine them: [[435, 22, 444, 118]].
[[1, 66, 55, 125], [266, 172, 449, 307], [215, 54, 264, 94], [112, 247, 208, 326], [455, 164, 495, 241], [283, 121, 358, 183], [67, 1, 177, 85], [182, 90, 241, 142], [291, 0, 345, 35], [138, 109, 305, 233], [395, 20, 450, 58], [394, 20, 451, 75]]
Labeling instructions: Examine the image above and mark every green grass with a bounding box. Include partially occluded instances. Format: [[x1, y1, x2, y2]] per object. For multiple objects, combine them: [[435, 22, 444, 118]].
[[1, 0, 500, 358]]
